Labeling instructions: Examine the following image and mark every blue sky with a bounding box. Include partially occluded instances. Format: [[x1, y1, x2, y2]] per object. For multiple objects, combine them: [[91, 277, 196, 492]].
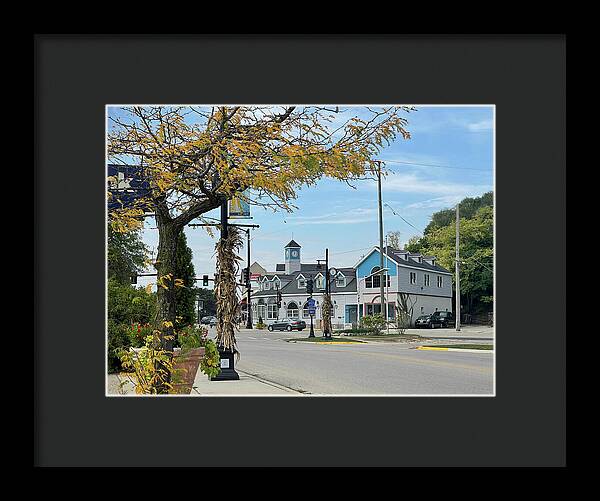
[[114, 105, 494, 288]]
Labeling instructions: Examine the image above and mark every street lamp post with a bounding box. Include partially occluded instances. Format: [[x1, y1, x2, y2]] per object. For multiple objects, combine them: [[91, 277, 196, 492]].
[[317, 250, 340, 339], [307, 277, 315, 337], [245, 228, 253, 329]]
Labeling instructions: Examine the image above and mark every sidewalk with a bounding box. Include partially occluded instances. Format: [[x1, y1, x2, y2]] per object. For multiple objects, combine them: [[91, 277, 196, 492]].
[[107, 370, 301, 396], [405, 325, 494, 341], [192, 369, 302, 396]]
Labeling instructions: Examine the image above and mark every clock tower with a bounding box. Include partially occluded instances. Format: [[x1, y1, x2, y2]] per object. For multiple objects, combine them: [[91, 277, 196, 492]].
[[284, 240, 301, 274]]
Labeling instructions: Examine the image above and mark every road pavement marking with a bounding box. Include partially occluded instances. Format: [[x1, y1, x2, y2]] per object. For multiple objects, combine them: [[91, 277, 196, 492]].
[[311, 347, 493, 374]]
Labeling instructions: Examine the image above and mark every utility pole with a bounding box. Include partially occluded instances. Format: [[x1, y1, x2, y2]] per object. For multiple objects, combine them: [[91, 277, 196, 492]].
[[455, 203, 461, 332], [324, 248, 331, 339], [385, 234, 389, 334], [245, 228, 253, 329], [377, 162, 385, 320]]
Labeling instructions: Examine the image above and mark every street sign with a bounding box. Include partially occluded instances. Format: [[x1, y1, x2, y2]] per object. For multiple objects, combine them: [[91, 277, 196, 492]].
[[307, 298, 315, 308], [308, 307, 316, 316], [107, 164, 152, 211]]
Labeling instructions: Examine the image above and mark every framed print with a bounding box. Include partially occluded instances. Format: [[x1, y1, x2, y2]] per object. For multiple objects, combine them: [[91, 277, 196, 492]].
[[35, 34, 566, 467]]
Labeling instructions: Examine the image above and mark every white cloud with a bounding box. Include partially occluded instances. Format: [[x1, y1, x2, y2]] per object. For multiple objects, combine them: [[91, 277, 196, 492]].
[[466, 119, 493, 132], [286, 207, 377, 226], [372, 172, 491, 197]]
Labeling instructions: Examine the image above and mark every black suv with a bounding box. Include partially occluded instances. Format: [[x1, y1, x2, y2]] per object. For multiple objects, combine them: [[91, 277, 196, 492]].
[[430, 311, 454, 328]]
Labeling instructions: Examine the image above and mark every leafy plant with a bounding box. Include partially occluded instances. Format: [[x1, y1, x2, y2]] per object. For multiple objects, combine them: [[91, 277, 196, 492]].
[[336, 327, 379, 335], [359, 314, 387, 334], [176, 325, 221, 379], [127, 322, 154, 348], [119, 333, 174, 394], [108, 319, 131, 373], [200, 339, 221, 379]]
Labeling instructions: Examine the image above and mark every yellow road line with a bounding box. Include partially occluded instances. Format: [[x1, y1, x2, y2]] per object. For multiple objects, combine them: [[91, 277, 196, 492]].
[[417, 346, 449, 351]]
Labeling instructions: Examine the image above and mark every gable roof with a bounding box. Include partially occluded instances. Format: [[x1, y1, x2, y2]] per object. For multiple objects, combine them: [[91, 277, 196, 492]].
[[386, 247, 451, 274], [251, 267, 357, 296], [285, 239, 301, 248], [354, 246, 451, 274]]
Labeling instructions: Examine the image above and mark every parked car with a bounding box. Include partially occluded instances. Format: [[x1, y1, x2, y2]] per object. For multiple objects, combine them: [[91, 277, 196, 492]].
[[201, 316, 217, 327], [430, 311, 454, 328], [414, 315, 433, 328], [267, 318, 306, 332]]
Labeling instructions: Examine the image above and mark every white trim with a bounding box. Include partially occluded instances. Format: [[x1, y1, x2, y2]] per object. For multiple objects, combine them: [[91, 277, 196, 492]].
[[353, 246, 402, 269], [397, 262, 453, 276]]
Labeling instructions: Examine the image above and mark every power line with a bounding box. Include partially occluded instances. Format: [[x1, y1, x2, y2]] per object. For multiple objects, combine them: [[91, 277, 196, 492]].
[[378, 159, 489, 172], [383, 203, 424, 234]]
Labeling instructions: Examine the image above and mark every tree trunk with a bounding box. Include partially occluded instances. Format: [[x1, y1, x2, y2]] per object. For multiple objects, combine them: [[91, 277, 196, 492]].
[[154, 216, 182, 392]]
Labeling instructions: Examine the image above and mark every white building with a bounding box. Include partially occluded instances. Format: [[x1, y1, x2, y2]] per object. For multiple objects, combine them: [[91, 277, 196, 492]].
[[355, 246, 453, 324], [250, 240, 359, 329]]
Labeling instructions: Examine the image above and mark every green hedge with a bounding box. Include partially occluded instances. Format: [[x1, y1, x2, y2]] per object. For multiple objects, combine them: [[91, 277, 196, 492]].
[[335, 328, 378, 335]]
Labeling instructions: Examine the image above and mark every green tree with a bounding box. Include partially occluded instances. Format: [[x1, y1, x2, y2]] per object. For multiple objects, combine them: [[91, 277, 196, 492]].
[[108, 225, 149, 284], [407, 200, 493, 314], [173, 232, 197, 328], [423, 192, 493, 235], [196, 287, 216, 317], [108, 105, 414, 392]]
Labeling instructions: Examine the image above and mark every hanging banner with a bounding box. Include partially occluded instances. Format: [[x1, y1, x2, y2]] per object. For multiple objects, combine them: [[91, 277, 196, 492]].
[[229, 192, 251, 219], [107, 163, 151, 211]]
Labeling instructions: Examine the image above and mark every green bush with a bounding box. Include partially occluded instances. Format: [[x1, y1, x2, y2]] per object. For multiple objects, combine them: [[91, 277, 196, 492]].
[[336, 327, 379, 335], [108, 278, 156, 325], [127, 322, 154, 348], [359, 314, 387, 334], [200, 339, 221, 379], [108, 319, 132, 373]]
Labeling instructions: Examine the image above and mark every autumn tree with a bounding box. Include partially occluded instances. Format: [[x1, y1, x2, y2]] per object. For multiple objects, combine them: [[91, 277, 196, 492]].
[[108, 105, 413, 391], [386, 230, 402, 250]]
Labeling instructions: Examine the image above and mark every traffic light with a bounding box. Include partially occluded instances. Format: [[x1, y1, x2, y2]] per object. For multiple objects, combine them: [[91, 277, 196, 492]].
[[277, 290, 282, 308], [244, 267, 250, 285], [202, 275, 209, 286], [306, 278, 313, 295]]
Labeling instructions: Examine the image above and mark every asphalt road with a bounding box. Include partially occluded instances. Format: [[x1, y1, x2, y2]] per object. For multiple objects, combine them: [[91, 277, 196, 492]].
[[206, 327, 494, 395]]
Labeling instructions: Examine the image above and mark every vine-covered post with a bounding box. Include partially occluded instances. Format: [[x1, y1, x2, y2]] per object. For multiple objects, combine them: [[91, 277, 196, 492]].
[[212, 201, 242, 381]]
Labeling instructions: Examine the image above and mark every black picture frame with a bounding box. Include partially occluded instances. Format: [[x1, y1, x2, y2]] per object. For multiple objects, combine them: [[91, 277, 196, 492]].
[[35, 34, 566, 467]]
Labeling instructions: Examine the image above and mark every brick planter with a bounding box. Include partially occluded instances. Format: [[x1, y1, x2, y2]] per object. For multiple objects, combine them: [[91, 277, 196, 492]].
[[171, 347, 205, 394]]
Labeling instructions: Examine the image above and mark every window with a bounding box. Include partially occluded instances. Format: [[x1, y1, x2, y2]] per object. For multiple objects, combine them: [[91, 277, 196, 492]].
[[437, 276, 443, 288], [336, 274, 346, 288], [267, 298, 278, 319], [302, 302, 311, 318], [371, 267, 381, 288], [287, 301, 299, 319], [315, 275, 325, 290], [424, 274, 430, 287], [298, 278, 306, 288], [264, 281, 271, 290], [257, 299, 266, 321], [410, 272, 417, 285]]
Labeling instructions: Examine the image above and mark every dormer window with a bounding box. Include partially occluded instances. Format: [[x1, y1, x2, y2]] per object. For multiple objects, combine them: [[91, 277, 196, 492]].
[[264, 282, 271, 290], [315, 274, 325, 290], [298, 278, 306, 288], [336, 274, 346, 288]]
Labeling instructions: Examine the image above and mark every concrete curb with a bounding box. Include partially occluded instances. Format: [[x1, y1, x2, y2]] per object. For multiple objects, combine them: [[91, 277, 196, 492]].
[[416, 346, 494, 354]]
